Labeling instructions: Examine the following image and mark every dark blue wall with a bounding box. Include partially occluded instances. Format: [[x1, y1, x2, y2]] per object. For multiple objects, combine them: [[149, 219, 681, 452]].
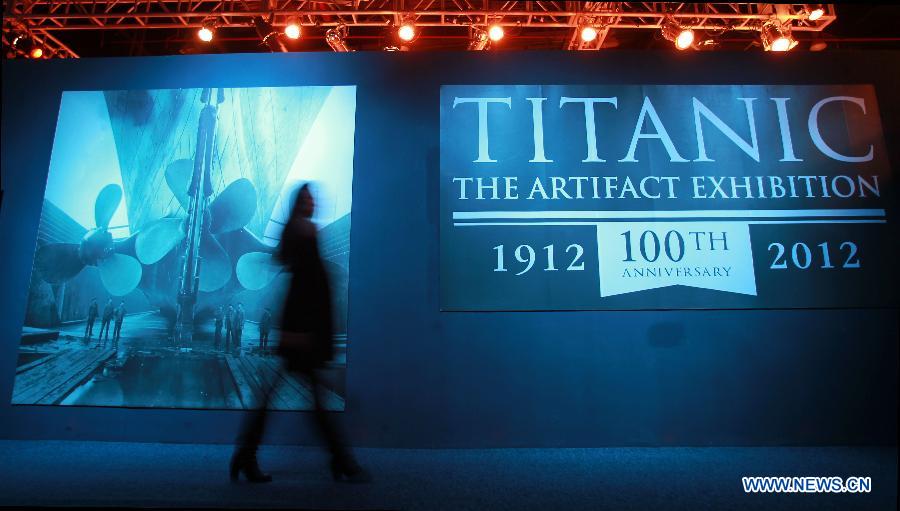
[[1, 51, 897, 447]]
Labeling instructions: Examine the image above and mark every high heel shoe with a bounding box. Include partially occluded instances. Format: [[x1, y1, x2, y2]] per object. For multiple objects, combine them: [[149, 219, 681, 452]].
[[230, 451, 273, 483], [330, 458, 372, 483]]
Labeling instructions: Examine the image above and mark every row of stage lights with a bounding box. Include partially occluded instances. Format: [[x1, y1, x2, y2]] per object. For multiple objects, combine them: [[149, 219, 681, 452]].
[[197, 5, 826, 52], [10, 4, 826, 57], [659, 5, 825, 51], [195, 17, 506, 50]]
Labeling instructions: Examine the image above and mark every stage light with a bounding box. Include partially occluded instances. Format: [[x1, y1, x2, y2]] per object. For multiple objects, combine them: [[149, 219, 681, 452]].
[[761, 20, 798, 52], [488, 24, 504, 42], [580, 26, 598, 43], [325, 24, 351, 52], [807, 5, 825, 21], [284, 18, 301, 39], [769, 36, 793, 52], [13, 34, 35, 53], [252, 16, 288, 52], [675, 29, 694, 49], [661, 16, 694, 50], [12, 34, 46, 59], [398, 22, 416, 42], [468, 27, 489, 51], [198, 20, 215, 42]]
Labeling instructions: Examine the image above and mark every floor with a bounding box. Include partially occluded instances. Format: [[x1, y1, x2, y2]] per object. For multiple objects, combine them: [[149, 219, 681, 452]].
[[13, 314, 345, 410], [0, 440, 895, 510]]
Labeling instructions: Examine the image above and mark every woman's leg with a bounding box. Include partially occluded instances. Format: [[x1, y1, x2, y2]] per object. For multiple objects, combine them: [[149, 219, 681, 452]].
[[231, 366, 280, 482], [236, 368, 280, 451], [304, 369, 346, 459], [303, 368, 370, 481]]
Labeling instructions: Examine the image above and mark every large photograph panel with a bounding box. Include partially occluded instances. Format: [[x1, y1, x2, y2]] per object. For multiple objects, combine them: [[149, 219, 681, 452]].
[[13, 86, 356, 410]]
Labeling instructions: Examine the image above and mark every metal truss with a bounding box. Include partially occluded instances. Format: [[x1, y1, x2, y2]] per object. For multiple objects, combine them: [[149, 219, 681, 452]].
[[3, 2, 836, 57]]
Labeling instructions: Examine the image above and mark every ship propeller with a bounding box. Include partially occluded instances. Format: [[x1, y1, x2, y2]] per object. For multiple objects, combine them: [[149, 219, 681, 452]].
[[94, 184, 122, 229], [98, 252, 143, 296], [236, 251, 282, 291], [34, 183, 142, 295], [164, 159, 193, 211], [209, 178, 257, 234], [198, 232, 232, 292], [134, 217, 186, 265]]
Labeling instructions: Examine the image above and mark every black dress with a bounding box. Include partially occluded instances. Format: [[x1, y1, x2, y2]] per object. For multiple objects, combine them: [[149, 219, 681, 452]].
[[275, 217, 335, 370]]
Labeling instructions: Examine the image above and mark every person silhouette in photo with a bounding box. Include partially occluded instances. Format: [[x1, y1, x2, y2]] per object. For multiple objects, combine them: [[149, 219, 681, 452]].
[[214, 306, 224, 350], [231, 183, 369, 484], [224, 304, 234, 353], [113, 300, 126, 344], [259, 308, 271, 351], [98, 298, 114, 346], [85, 298, 98, 339], [233, 303, 245, 355]]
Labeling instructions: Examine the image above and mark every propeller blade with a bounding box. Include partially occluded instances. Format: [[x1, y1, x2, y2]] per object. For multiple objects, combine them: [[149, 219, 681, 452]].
[[236, 252, 283, 291], [216, 228, 271, 260], [94, 184, 123, 229], [164, 159, 193, 211], [97, 253, 142, 296], [209, 178, 257, 235], [198, 233, 232, 292], [34, 243, 84, 283], [112, 232, 138, 258], [135, 217, 186, 265]]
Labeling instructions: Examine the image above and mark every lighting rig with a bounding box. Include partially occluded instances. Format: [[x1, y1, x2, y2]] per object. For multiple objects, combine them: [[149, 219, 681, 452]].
[[3, 3, 837, 58]]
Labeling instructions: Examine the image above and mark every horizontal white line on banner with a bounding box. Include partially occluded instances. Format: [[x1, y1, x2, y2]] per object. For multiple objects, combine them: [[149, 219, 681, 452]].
[[454, 219, 888, 227], [452, 209, 886, 220]]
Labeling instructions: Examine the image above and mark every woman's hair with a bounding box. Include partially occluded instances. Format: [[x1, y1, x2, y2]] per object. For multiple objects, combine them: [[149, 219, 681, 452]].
[[286, 182, 313, 222]]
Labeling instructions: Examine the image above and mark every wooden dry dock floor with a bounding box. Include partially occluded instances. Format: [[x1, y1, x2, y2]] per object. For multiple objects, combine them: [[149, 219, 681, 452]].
[[225, 354, 345, 411], [13, 347, 116, 405], [11, 347, 343, 411]]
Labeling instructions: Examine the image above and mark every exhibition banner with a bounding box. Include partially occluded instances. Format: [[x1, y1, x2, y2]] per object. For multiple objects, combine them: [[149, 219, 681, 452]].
[[440, 85, 895, 310]]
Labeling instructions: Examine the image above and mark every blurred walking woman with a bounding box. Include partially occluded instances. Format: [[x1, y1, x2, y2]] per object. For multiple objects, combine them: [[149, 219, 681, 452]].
[[230, 183, 368, 483]]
